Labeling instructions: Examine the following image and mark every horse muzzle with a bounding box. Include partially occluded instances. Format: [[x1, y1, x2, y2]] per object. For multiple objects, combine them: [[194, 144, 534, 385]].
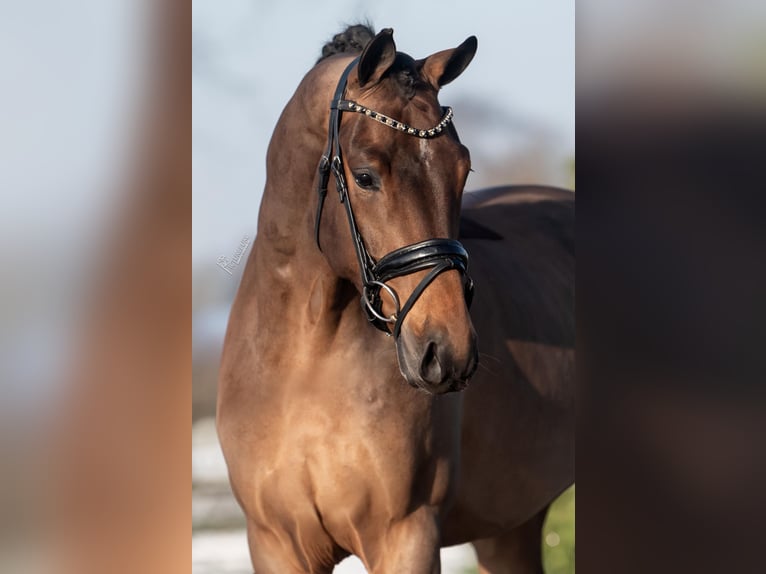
[[396, 325, 479, 394]]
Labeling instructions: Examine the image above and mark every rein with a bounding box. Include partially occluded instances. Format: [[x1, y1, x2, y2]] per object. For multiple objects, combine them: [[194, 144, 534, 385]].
[[314, 58, 474, 338]]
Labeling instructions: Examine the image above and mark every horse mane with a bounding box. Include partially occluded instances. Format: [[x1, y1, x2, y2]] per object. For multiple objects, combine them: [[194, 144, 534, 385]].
[[317, 23, 376, 63]]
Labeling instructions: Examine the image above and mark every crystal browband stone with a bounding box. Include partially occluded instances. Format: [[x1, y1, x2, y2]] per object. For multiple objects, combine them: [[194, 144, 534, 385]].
[[335, 99, 454, 139]]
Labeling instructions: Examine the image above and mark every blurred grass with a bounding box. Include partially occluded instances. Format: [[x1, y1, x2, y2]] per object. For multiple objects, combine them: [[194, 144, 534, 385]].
[[543, 485, 575, 574], [459, 485, 575, 574]]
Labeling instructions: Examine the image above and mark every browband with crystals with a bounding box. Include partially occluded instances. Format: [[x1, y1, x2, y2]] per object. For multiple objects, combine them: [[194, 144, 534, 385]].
[[334, 99, 454, 139]]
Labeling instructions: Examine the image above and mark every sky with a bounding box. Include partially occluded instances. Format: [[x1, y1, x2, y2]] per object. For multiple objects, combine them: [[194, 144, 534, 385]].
[[192, 0, 575, 266]]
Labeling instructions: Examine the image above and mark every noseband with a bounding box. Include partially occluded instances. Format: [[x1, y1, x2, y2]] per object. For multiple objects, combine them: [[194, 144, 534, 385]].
[[315, 58, 474, 338]]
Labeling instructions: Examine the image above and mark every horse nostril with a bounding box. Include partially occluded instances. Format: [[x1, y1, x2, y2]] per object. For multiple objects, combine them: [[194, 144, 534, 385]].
[[419, 341, 444, 384]]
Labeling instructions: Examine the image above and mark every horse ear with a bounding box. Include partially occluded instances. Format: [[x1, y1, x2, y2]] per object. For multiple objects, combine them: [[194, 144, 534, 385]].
[[358, 28, 396, 87], [419, 36, 478, 89]]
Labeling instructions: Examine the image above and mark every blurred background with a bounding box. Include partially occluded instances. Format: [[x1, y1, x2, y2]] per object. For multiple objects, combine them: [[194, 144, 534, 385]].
[[1, 2, 190, 573], [192, 1, 574, 573]]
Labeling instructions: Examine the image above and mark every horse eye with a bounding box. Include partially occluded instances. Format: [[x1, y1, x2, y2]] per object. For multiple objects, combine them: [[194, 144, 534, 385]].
[[354, 172, 374, 188]]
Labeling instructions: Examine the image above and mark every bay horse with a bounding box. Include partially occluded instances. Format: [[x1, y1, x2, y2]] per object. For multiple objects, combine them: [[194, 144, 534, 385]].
[[217, 25, 574, 574]]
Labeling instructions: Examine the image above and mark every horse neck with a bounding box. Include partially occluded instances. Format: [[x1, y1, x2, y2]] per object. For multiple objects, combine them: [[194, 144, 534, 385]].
[[243, 64, 370, 354]]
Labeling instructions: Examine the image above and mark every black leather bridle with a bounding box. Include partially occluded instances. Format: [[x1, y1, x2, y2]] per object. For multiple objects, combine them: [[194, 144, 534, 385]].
[[314, 58, 474, 338]]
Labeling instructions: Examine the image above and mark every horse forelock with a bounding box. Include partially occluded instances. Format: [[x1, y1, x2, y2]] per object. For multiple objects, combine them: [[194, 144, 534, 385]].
[[316, 25, 429, 101], [317, 23, 376, 63]]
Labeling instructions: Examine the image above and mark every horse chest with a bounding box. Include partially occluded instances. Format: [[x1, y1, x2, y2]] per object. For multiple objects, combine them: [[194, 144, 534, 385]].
[[244, 372, 458, 530]]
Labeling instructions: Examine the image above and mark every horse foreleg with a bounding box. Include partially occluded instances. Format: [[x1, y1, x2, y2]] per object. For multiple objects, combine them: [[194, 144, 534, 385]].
[[246, 520, 334, 574], [364, 506, 442, 574], [471, 507, 549, 574]]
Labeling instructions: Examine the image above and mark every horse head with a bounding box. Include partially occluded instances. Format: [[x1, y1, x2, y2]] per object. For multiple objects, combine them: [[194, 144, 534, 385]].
[[315, 29, 479, 394]]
